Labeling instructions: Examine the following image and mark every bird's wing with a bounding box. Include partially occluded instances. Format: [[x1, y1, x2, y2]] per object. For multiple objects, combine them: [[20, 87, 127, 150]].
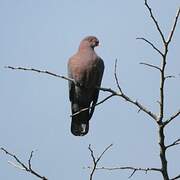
[[67, 59, 75, 102], [89, 57, 104, 119]]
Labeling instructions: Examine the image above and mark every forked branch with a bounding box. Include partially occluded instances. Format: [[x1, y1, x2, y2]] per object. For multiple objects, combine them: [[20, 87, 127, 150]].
[[5, 64, 157, 121], [95, 166, 161, 178], [88, 144, 113, 180], [1, 148, 48, 180], [87, 145, 161, 179], [166, 138, 180, 149]]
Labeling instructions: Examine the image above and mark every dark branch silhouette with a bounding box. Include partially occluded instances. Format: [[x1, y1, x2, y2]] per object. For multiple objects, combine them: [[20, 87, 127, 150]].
[[88, 144, 113, 180], [165, 110, 180, 125], [139, 62, 161, 71], [166, 138, 180, 149], [1, 148, 48, 180], [144, 0, 166, 44], [95, 166, 161, 178], [87, 145, 161, 179], [4, 66, 76, 85], [136, 37, 163, 56], [5, 64, 157, 121]]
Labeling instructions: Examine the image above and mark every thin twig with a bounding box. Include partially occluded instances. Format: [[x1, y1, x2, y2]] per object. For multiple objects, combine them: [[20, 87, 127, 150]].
[[114, 59, 123, 93], [97, 144, 113, 161], [95, 166, 161, 178], [8, 161, 26, 170], [98, 87, 120, 95], [71, 94, 115, 117], [28, 150, 34, 170], [171, 174, 180, 180], [144, 0, 166, 44], [100, 86, 158, 121], [165, 110, 180, 125], [1, 148, 48, 180], [166, 138, 180, 149], [88, 144, 113, 180], [165, 75, 176, 79], [167, 8, 180, 44], [113, 59, 157, 123], [122, 94, 158, 121], [5, 66, 76, 85], [136, 37, 163, 56], [140, 62, 161, 71]]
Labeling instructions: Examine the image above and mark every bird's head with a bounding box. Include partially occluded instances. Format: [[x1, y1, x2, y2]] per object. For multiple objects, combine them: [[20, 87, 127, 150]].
[[79, 36, 99, 50]]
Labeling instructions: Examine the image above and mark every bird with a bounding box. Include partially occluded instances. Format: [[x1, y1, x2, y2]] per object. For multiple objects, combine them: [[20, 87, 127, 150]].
[[68, 36, 104, 136]]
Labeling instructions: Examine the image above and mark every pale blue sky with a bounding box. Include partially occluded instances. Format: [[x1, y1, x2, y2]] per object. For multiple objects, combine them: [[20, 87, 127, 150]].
[[0, 0, 180, 180]]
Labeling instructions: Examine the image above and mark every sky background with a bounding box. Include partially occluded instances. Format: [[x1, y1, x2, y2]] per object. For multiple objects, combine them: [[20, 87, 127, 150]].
[[0, 0, 180, 180]]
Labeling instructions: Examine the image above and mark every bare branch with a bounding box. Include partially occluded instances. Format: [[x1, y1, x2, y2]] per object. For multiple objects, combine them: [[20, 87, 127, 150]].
[[144, 0, 166, 44], [136, 37, 163, 56], [166, 138, 180, 149], [99, 86, 158, 121], [97, 144, 113, 162], [140, 62, 161, 71], [98, 87, 121, 95], [1, 148, 48, 180], [94, 166, 161, 178], [165, 75, 176, 79], [165, 109, 180, 125], [28, 151, 34, 170], [167, 8, 180, 44], [8, 161, 26, 170], [88, 144, 113, 180], [114, 59, 123, 93], [5, 66, 76, 85], [122, 93, 158, 121], [171, 174, 180, 180], [71, 94, 115, 117], [5, 65, 157, 121]]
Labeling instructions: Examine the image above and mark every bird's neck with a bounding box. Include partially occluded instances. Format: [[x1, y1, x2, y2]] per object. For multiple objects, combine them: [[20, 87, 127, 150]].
[[78, 43, 94, 51]]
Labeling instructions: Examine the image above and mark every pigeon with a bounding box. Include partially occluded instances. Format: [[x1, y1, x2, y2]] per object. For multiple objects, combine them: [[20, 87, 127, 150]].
[[68, 36, 104, 136]]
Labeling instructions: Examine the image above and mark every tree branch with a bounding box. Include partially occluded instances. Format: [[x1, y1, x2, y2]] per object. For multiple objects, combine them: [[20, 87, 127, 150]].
[[165, 110, 180, 125], [143, 1, 180, 180], [5, 66, 76, 85], [114, 59, 123, 93], [166, 138, 180, 149], [1, 148, 48, 180], [100, 86, 158, 121], [167, 8, 180, 44], [5, 64, 157, 121], [88, 144, 113, 180], [121, 93, 158, 121], [144, 0, 166, 44], [136, 37, 163, 56], [140, 62, 161, 71], [164, 75, 176, 79], [112, 59, 158, 121], [71, 94, 115, 117], [95, 166, 161, 178], [171, 174, 180, 180]]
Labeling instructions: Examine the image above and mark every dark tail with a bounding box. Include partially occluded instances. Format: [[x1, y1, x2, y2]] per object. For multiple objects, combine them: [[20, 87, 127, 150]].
[[71, 103, 90, 136]]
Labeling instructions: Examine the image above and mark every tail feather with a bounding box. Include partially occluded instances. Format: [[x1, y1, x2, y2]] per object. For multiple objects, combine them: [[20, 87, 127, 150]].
[[71, 103, 90, 136]]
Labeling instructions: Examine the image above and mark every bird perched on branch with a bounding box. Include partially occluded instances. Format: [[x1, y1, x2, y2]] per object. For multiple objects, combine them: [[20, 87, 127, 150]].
[[68, 36, 104, 136]]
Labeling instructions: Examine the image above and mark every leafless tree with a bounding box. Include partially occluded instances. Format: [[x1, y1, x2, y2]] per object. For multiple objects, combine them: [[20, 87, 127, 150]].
[[87, 1, 180, 180], [1, 0, 180, 180]]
